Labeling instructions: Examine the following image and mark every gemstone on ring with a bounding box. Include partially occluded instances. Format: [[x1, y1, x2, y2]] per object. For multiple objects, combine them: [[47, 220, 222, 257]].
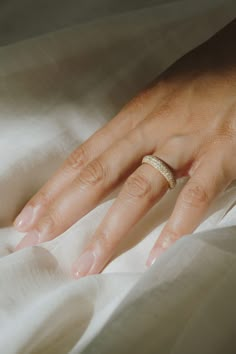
[[142, 155, 176, 189]]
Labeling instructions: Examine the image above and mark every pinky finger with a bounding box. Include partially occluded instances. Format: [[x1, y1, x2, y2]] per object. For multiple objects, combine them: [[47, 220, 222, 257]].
[[146, 149, 232, 267]]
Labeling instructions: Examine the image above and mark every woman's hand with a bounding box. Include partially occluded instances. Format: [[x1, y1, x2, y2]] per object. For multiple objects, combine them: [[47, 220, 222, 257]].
[[14, 20, 236, 278]]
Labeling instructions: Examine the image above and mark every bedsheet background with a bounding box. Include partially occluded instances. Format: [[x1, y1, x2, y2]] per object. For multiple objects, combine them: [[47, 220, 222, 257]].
[[1, 1, 236, 353]]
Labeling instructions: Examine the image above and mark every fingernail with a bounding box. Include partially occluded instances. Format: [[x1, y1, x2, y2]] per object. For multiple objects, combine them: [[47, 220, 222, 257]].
[[15, 230, 40, 251], [146, 248, 164, 268], [14, 206, 35, 231], [72, 251, 95, 279]]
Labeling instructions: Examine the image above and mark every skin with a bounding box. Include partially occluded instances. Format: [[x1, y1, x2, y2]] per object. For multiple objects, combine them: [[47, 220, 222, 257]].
[[14, 19, 236, 278]]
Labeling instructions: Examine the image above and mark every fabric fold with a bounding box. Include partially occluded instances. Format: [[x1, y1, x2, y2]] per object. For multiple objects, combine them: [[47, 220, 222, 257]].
[[0, 0, 236, 353]]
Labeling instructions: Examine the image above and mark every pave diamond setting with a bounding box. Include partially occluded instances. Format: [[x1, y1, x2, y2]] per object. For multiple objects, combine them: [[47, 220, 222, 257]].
[[142, 155, 176, 189]]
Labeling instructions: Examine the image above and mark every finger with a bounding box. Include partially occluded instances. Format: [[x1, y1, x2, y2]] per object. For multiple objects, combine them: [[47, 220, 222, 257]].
[[13, 84, 161, 232], [15, 103, 184, 252], [15, 119, 160, 251], [71, 141, 193, 279], [146, 147, 232, 267]]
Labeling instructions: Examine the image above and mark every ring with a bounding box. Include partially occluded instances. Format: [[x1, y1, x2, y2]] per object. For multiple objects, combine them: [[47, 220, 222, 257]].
[[142, 155, 176, 189]]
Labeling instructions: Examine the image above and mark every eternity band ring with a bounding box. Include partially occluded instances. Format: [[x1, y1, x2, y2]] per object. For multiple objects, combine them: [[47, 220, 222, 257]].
[[142, 155, 176, 189]]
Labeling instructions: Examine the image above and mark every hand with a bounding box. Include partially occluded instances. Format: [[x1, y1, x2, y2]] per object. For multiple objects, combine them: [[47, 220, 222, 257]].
[[14, 20, 236, 278]]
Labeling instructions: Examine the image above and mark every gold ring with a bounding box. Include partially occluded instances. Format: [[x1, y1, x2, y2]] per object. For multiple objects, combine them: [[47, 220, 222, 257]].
[[142, 155, 176, 189]]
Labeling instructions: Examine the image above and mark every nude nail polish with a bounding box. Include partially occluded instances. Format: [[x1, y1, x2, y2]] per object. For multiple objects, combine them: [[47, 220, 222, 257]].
[[146, 248, 164, 267], [73, 251, 95, 279], [14, 206, 34, 231]]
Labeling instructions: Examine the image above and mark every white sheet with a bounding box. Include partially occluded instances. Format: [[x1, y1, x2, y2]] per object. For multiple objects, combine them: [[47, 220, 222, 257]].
[[0, 1, 236, 353]]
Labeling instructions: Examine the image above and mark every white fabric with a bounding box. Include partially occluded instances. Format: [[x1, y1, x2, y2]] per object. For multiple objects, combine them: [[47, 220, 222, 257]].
[[0, 1, 236, 353]]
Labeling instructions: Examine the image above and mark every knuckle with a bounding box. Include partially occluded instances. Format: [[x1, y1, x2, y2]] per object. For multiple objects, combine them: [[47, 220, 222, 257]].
[[158, 101, 172, 116], [154, 99, 175, 121], [67, 145, 88, 170], [78, 159, 107, 186], [181, 182, 209, 207], [124, 173, 152, 199], [128, 89, 149, 110]]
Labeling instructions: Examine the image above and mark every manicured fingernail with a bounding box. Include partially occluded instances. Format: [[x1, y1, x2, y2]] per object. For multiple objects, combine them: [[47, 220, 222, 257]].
[[15, 230, 40, 251], [14, 206, 35, 231], [72, 251, 95, 279], [146, 248, 164, 268]]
